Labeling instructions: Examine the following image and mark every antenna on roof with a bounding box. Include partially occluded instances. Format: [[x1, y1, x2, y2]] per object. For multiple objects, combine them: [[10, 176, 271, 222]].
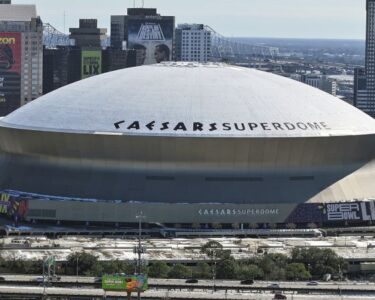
[[142, 0, 144, 8], [63, 11, 66, 34]]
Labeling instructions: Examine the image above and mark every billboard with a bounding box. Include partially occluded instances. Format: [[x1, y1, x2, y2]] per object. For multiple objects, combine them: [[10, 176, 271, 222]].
[[81, 50, 102, 79], [0, 32, 21, 116], [127, 17, 174, 65], [0, 192, 29, 221], [102, 274, 148, 292]]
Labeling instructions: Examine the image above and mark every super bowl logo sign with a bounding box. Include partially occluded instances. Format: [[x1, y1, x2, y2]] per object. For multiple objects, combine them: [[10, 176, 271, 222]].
[[137, 24, 165, 41], [0, 193, 28, 219], [324, 201, 375, 222]]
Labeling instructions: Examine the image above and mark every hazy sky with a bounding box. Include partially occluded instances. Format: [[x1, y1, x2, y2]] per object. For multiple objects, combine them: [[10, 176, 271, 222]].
[[13, 0, 366, 39]]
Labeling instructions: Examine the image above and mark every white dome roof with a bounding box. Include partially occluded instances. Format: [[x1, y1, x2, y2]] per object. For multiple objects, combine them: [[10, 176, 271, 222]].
[[1, 62, 375, 138]]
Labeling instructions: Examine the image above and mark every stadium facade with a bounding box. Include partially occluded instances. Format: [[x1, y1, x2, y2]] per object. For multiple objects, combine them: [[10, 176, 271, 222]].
[[1, 63, 375, 227]]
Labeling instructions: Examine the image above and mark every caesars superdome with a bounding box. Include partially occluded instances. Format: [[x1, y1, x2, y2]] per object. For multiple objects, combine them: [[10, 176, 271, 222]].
[[1, 63, 375, 225]]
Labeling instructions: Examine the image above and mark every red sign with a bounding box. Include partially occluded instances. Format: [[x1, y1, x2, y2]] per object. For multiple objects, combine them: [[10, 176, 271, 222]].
[[0, 32, 22, 115], [0, 32, 21, 73]]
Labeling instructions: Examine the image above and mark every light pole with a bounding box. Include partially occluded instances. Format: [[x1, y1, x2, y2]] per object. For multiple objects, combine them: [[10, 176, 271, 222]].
[[212, 249, 217, 293], [135, 212, 146, 300], [76, 255, 79, 284]]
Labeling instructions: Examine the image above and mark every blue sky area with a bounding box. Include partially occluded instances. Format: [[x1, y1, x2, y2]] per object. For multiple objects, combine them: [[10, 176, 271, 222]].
[[14, 0, 366, 39]]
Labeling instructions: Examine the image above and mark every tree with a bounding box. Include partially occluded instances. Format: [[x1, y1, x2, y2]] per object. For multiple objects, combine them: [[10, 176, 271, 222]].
[[291, 248, 348, 278], [193, 262, 211, 279], [66, 252, 101, 276], [257, 254, 288, 281], [201, 241, 230, 260], [101, 260, 133, 275], [216, 258, 237, 279], [168, 264, 191, 279], [148, 261, 170, 278], [237, 264, 263, 280], [286, 263, 311, 281]]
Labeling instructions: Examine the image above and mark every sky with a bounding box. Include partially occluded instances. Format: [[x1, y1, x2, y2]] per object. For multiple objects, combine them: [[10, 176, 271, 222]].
[[13, 0, 366, 39]]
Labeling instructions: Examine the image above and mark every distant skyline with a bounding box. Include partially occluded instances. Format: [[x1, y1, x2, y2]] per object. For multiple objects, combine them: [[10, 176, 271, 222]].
[[13, 0, 366, 39]]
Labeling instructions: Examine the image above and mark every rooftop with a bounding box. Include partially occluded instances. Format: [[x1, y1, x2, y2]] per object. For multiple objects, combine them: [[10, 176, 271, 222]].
[[1, 63, 375, 138], [0, 4, 37, 22]]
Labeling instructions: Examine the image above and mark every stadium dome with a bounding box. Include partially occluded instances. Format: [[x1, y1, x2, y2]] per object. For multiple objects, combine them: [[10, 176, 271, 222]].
[[0, 63, 375, 225], [2, 62, 375, 137]]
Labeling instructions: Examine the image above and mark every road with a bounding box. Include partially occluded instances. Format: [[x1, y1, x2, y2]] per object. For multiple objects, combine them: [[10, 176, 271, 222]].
[[1, 275, 375, 294]]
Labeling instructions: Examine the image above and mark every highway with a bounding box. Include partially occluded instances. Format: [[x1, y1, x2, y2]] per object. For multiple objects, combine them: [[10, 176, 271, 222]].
[[0, 285, 375, 300], [1, 275, 375, 295]]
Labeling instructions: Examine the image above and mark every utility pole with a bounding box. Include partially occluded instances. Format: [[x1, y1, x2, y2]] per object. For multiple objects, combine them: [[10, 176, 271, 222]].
[[212, 249, 217, 293], [135, 212, 146, 300]]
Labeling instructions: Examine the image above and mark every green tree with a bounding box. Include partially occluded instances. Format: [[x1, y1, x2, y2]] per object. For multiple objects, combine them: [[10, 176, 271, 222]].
[[286, 263, 311, 281], [237, 264, 264, 280], [66, 252, 101, 276], [257, 254, 288, 281], [201, 241, 231, 260], [168, 264, 191, 279], [193, 262, 211, 279], [216, 258, 238, 279], [101, 260, 133, 275], [148, 261, 170, 278], [291, 248, 347, 278]]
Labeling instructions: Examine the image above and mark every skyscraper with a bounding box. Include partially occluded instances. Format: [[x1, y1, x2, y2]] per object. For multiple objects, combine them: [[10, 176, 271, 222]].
[[365, 0, 375, 117], [110, 8, 175, 65], [0, 1, 43, 116], [175, 24, 211, 63], [354, 67, 367, 109]]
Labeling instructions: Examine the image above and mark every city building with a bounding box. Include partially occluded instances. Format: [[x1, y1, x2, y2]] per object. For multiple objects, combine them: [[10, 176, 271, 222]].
[[293, 74, 337, 96], [0, 63, 375, 227], [43, 46, 137, 94], [69, 19, 107, 48], [111, 8, 175, 65], [43, 46, 81, 94], [365, 0, 375, 117], [175, 24, 211, 63], [43, 17, 138, 95], [0, 0, 43, 116], [354, 67, 368, 108]]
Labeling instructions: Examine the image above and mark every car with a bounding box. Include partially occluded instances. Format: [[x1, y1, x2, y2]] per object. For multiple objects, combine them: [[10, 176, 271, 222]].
[[185, 279, 198, 284], [35, 277, 44, 283], [240, 279, 254, 285], [268, 283, 280, 288], [273, 294, 287, 300], [307, 281, 319, 286]]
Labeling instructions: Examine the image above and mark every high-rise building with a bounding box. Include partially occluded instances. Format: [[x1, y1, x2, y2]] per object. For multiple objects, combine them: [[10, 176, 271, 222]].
[[69, 19, 107, 48], [0, 1, 43, 115], [111, 8, 175, 65], [43, 46, 137, 94], [175, 24, 211, 63], [354, 67, 368, 109], [365, 0, 375, 117]]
